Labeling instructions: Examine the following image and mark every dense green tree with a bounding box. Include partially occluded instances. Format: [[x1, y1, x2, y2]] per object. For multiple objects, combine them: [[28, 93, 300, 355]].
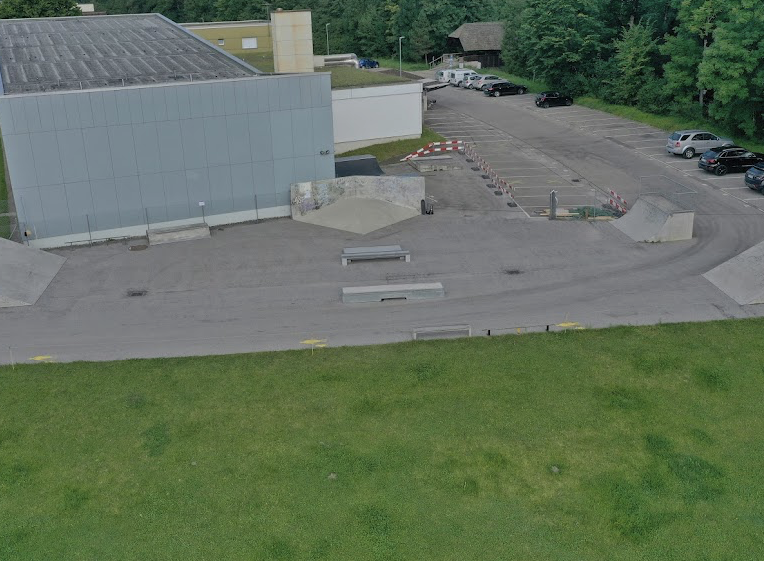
[[661, 0, 723, 113], [610, 21, 660, 105], [698, 0, 764, 136], [356, 3, 389, 57], [517, 0, 605, 91], [408, 8, 434, 62], [0, 0, 82, 18]]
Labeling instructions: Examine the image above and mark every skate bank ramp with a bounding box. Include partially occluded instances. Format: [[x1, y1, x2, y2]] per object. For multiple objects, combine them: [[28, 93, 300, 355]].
[[0, 238, 65, 307], [703, 240, 764, 305], [291, 175, 425, 235], [612, 195, 694, 242]]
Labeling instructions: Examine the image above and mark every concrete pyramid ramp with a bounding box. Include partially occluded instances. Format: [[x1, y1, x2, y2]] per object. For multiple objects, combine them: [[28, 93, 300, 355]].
[[612, 194, 694, 242], [291, 175, 425, 235], [704, 240, 764, 305], [0, 238, 66, 307]]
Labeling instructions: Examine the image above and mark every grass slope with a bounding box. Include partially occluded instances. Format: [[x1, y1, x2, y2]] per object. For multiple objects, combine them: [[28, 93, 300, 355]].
[[376, 58, 431, 72], [316, 66, 410, 89], [337, 127, 446, 163], [576, 97, 764, 153], [2, 319, 764, 560]]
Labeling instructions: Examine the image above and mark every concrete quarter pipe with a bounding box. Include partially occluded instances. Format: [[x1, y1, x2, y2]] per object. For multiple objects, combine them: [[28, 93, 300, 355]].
[[0, 238, 66, 307], [612, 194, 694, 243], [703, 240, 764, 305]]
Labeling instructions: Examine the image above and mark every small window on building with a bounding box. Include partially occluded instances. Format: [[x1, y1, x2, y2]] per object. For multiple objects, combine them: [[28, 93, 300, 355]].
[[217, 38, 225, 46], [242, 37, 258, 50]]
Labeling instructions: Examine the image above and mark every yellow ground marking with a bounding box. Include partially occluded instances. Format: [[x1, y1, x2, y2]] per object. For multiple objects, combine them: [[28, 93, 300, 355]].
[[30, 355, 53, 361]]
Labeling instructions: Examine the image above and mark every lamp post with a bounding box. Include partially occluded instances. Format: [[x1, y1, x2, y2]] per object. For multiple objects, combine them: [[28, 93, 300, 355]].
[[326, 23, 330, 56], [398, 36, 405, 76]]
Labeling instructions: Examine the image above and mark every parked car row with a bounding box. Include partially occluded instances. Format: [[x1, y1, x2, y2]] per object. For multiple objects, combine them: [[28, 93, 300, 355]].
[[435, 69, 576, 108], [664, 129, 764, 187]]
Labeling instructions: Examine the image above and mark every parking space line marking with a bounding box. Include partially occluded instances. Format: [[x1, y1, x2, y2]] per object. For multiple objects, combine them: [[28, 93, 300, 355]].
[[604, 132, 665, 138], [564, 117, 625, 123], [585, 124, 655, 132]]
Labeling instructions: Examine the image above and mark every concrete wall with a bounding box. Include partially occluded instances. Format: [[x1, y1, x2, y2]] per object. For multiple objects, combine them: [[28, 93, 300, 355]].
[[0, 73, 335, 248], [183, 21, 272, 56], [290, 175, 425, 217], [331, 83, 423, 152], [271, 10, 314, 73]]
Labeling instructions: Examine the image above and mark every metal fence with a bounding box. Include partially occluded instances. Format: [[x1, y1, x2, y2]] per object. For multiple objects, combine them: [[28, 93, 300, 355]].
[[12, 192, 284, 246], [0, 200, 19, 241], [639, 175, 697, 210]]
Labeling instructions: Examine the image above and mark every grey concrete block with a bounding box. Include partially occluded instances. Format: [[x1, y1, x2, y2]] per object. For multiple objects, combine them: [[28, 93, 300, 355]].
[[341, 282, 444, 303]]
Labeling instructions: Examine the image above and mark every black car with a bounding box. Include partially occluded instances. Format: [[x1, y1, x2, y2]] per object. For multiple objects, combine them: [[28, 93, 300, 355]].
[[698, 146, 764, 176], [745, 163, 764, 192], [483, 81, 528, 97], [535, 91, 573, 108]]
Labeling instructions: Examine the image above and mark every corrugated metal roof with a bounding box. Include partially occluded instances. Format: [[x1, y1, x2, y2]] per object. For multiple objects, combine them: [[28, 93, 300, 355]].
[[448, 22, 504, 52], [0, 14, 258, 95]]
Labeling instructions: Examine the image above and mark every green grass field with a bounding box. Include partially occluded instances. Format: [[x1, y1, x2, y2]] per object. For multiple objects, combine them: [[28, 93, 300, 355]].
[[576, 97, 764, 153], [2, 319, 764, 560], [316, 66, 410, 89], [236, 51, 275, 73], [337, 127, 446, 163], [376, 57, 431, 72]]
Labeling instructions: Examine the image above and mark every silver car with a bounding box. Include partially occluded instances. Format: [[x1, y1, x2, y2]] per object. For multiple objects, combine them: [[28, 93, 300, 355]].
[[666, 130, 734, 159], [462, 74, 483, 89], [476, 75, 501, 90]]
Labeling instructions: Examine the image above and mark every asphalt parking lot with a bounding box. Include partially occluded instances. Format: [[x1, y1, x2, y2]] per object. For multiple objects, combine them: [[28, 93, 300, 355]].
[[434, 84, 764, 215], [425, 105, 604, 214]]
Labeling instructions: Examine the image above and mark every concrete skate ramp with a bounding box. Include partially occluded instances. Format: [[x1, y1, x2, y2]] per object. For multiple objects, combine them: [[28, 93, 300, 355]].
[[335, 155, 384, 177], [291, 175, 425, 234], [612, 195, 694, 242], [0, 238, 66, 307], [703, 240, 764, 305]]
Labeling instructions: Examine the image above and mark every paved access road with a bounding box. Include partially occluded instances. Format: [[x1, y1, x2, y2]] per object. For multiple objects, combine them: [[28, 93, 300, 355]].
[[3, 87, 764, 364]]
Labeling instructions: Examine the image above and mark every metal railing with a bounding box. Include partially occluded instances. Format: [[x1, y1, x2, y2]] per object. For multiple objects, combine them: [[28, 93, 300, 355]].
[[0, 200, 19, 241]]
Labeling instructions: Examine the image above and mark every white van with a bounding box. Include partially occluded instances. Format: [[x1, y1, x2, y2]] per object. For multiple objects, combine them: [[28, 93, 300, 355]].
[[448, 69, 477, 87], [436, 70, 450, 83]]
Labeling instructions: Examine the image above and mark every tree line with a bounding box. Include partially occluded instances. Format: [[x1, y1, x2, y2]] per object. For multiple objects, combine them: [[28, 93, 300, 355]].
[[503, 0, 763, 138], [3, 0, 761, 138]]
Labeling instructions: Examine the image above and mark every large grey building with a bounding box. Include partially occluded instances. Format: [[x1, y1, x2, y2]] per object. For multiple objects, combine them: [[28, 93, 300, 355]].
[[0, 14, 335, 247]]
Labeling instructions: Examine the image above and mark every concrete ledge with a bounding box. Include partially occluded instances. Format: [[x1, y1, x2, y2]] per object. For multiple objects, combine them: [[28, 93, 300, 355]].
[[341, 245, 410, 265], [413, 324, 471, 340], [148, 222, 210, 245], [341, 282, 444, 303]]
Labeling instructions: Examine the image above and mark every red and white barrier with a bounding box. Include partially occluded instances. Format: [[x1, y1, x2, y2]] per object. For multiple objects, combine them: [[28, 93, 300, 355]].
[[402, 140, 464, 161], [609, 190, 628, 209], [608, 199, 627, 214]]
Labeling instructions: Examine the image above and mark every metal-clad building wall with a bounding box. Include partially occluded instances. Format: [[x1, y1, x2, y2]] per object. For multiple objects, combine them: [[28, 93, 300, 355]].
[[0, 73, 335, 241]]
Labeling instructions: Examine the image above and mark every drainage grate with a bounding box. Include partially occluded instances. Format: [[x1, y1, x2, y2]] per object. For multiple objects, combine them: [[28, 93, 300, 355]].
[[486, 183, 495, 189], [571, 178, 581, 183], [466, 158, 474, 163], [481, 174, 490, 179], [507, 202, 518, 207], [471, 167, 481, 171], [504, 269, 524, 275], [126, 289, 147, 297], [494, 191, 503, 196], [128, 244, 148, 251]]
